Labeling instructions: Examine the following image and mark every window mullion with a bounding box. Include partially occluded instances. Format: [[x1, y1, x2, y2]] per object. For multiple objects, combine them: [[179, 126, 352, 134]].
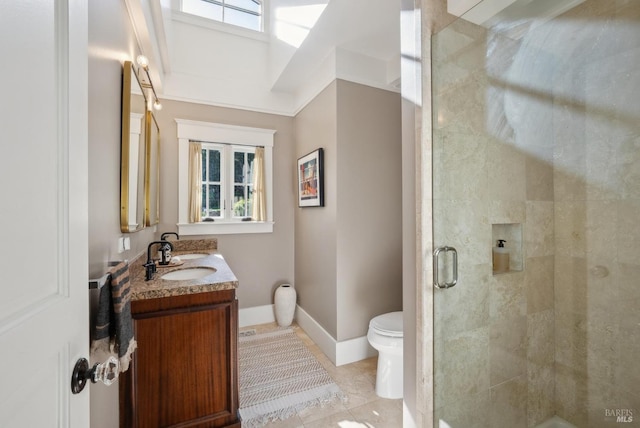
[[204, 149, 209, 218], [224, 145, 232, 220]]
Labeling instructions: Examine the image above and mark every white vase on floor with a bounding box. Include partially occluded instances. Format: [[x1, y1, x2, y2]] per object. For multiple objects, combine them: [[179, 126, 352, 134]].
[[274, 284, 296, 327]]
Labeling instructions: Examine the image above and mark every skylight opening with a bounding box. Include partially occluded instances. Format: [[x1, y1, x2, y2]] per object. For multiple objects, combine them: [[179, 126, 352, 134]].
[[274, 3, 328, 48], [182, 0, 263, 32]]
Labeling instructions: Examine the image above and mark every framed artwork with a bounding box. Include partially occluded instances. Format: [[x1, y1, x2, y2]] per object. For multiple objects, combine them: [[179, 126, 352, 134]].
[[297, 148, 324, 207]]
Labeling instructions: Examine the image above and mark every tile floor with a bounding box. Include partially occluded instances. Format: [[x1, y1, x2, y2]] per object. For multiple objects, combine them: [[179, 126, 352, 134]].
[[240, 322, 403, 428]]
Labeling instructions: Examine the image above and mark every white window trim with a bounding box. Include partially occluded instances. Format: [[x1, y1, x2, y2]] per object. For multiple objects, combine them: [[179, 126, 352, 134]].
[[172, 0, 270, 41], [172, 11, 269, 41], [176, 119, 275, 235]]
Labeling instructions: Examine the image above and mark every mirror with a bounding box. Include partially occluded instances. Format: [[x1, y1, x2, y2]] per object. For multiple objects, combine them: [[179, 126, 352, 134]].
[[120, 61, 147, 233], [145, 111, 160, 226]]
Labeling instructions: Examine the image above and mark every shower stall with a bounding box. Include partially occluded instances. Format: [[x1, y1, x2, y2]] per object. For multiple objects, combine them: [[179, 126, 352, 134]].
[[429, 0, 639, 426]]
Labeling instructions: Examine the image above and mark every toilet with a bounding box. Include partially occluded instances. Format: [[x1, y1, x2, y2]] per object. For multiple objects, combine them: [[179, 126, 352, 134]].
[[367, 311, 403, 399]]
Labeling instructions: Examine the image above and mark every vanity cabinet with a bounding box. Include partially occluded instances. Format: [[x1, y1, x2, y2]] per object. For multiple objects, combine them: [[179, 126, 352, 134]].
[[120, 289, 240, 428]]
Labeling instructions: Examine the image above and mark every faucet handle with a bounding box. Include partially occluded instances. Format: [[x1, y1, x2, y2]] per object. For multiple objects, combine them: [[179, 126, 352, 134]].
[[144, 260, 156, 272]]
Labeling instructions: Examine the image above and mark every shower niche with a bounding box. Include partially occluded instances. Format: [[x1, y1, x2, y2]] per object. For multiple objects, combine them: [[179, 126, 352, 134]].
[[491, 223, 523, 275]]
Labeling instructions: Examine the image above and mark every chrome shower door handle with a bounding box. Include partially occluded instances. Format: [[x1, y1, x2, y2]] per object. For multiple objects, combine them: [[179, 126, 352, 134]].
[[433, 246, 458, 289]]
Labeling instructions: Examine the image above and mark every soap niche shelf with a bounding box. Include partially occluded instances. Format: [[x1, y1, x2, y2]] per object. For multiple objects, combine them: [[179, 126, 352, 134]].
[[492, 223, 523, 275]]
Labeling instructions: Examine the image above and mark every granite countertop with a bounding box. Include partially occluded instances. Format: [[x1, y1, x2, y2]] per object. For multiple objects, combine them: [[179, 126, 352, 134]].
[[129, 239, 238, 301]]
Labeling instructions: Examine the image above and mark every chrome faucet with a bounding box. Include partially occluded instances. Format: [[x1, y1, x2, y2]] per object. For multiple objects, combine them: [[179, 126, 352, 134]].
[[145, 240, 174, 281]]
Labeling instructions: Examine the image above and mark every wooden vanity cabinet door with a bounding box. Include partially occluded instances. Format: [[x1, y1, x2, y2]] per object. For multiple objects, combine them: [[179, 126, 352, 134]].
[[120, 289, 240, 428]]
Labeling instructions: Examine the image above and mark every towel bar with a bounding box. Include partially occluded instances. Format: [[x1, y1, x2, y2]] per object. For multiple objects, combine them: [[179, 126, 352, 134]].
[[88, 273, 111, 290], [88, 260, 128, 289]]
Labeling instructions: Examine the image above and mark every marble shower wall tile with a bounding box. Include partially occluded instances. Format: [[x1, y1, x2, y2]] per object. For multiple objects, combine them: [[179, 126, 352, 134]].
[[525, 256, 554, 314], [554, 256, 588, 315], [526, 362, 555, 428], [434, 263, 490, 340], [554, 201, 586, 257], [433, 132, 489, 201], [490, 375, 527, 428], [434, 327, 490, 407], [524, 201, 554, 258], [526, 309, 555, 368], [554, 311, 588, 375], [489, 315, 526, 386], [432, 35, 487, 93], [434, 391, 492, 428], [489, 270, 526, 320], [433, 199, 491, 266], [616, 198, 640, 265], [525, 156, 554, 201], [619, 135, 640, 199], [617, 262, 640, 323], [584, 200, 618, 260], [584, 136, 622, 201], [488, 140, 527, 201], [526, 310, 555, 427], [555, 364, 588, 427], [489, 200, 526, 224], [435, 71, 489, 135], [616, 311, 640, 404]]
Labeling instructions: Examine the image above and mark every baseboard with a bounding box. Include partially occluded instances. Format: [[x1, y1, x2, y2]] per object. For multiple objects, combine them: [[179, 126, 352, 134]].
[[238, 304, 275, 328], [294, 305, 337, 363], [294, 304, 376, 366], [335, 335, 377, 366]]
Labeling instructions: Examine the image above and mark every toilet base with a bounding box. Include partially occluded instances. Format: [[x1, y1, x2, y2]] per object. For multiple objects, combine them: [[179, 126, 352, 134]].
[[375, 352, 403, 399]]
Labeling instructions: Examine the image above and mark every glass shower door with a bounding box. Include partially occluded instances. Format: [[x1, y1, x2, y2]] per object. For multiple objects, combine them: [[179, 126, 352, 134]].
[[431, 1, 640, 427]]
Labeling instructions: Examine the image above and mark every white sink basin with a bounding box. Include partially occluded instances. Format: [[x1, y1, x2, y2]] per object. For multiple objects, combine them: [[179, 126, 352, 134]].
[[161, 267, 216, 281], [176, 253, 208, 260]]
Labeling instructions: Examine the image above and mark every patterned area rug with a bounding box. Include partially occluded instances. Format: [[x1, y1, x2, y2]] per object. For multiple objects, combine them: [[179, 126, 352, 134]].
[[238, 327, 346, 427]]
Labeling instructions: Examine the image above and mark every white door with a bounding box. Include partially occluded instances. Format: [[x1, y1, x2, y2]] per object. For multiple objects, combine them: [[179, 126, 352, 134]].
[[0, 0, 89, 427]]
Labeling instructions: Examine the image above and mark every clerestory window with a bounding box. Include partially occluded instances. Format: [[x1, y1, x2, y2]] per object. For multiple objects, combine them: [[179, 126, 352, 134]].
[[181, 0, 263, 32]]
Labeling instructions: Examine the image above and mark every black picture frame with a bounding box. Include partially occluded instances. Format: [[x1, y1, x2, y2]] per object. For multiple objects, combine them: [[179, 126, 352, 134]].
[[297, 148, 324, 207]]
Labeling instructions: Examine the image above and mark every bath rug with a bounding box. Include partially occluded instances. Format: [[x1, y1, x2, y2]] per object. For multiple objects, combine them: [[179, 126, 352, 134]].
[[238, 327, 346, 427]]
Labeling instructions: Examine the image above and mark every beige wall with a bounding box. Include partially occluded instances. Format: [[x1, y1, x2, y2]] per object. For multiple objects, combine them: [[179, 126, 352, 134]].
[[335, 80, 403, 341], [88, 2, 155, 279], [294, 82, 339, 338], [154, 99, 296, 309], [88, 1, 149, 427], [294, 80, 403, 341]]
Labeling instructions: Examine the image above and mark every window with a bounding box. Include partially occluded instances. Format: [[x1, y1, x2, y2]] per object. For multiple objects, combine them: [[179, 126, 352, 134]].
[[176, 119, 275, 235], [181, 0, 263, 32], [200, 143, 255, 220]]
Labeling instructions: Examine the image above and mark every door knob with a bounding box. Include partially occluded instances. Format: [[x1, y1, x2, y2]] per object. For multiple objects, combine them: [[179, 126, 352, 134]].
[[71, 356, 119, 394]]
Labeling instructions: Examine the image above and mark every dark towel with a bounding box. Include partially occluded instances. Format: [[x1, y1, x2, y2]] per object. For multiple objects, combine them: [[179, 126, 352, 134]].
[[91, 261, 137, 372]]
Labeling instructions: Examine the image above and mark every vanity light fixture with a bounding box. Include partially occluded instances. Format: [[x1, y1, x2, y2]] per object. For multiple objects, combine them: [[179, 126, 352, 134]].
[[135, 55, 162, 111], [136, 55, 149, 68]]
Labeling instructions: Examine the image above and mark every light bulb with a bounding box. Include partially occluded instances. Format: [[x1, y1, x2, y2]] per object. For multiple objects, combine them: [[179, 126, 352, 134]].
[[136, 55, 149, 68], [153, 100, 162, 111]]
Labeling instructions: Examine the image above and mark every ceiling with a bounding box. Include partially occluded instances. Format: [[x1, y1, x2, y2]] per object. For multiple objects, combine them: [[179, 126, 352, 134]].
[[135, 0, 401, 115]]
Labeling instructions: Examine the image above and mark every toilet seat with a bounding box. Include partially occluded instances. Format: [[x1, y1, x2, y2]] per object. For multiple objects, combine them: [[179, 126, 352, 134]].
[[369, 311, 403, 338]]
